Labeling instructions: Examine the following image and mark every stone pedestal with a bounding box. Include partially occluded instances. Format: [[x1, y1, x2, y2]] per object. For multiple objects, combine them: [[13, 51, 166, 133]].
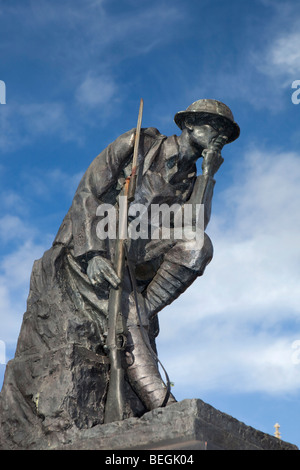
[[52, 398, 297, 451]]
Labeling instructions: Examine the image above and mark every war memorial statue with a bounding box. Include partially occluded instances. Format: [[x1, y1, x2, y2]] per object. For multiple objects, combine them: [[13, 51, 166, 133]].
[[0, 99, 244, 449]]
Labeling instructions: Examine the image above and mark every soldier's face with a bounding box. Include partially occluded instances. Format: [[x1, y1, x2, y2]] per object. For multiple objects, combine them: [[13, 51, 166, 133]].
[[188, 124, 219, 149]]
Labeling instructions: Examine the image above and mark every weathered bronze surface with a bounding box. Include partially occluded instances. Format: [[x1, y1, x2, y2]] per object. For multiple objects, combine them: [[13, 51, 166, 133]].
[[0, 99, 240, 449]]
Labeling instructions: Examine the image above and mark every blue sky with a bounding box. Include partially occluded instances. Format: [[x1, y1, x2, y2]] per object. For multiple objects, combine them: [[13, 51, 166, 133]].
[[1, 0, 300, 448]]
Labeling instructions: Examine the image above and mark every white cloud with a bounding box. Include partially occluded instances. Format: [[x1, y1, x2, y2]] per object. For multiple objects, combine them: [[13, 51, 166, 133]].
[[75, 74, 117, 107], [47, 168, 83, 197], [188, 2, 300, 110], [1, 240, 45, 290], [5, 1, 182, 69], [0, 215, 36, 243], [0, 168, 82, 350], [257, 31, 300, 86], [251, 2, 300, 87], [270, 32, 300, 76], [160, 326, 300, 396], [0, 239, 48, 345], [0, 101, 82, 152], [0, 1, 184, 150], [2, 191, 28, 214], [20, 103, 68, 137], [156, 147, 300, 397], [0, 202, 53, 350], [20, 167, 83, 200]]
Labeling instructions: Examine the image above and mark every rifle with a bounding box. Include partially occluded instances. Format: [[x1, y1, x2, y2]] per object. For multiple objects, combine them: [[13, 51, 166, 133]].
[[104, 99, 144, 424]]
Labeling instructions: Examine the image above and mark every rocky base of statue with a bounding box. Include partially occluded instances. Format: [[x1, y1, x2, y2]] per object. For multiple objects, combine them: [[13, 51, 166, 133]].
[[1, 397, 297, 450]]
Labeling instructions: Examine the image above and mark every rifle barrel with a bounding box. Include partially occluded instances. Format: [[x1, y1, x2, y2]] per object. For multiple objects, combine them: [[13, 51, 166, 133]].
[[128, 98, 144, 202]]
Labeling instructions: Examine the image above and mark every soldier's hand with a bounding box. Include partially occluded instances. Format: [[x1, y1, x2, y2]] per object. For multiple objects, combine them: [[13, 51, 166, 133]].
[[202, 135, 227, 177], [87, 256, 121, 289]]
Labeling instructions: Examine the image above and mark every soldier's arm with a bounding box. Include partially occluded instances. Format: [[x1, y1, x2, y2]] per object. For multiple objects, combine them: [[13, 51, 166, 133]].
[[143, 144, 222, 318], [70, 129, 136, 259]]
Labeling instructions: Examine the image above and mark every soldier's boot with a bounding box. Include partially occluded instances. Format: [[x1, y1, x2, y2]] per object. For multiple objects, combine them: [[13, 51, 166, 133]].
[[125, 323, 176, 411]]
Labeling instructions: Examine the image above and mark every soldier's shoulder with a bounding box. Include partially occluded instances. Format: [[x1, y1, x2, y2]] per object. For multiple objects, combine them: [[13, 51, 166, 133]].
[[143, 127, 166, 139], [114, 127, 166, 150], [103, 128, 166, 159], [118, 127, 165, 139]]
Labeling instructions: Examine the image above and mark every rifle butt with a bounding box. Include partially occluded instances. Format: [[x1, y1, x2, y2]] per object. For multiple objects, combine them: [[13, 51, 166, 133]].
[[104, 274, 127, 424], [104, 346, 126, 424]]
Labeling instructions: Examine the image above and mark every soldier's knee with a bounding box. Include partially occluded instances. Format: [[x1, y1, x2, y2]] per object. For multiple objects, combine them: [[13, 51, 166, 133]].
[[164, 232, 213, 273]]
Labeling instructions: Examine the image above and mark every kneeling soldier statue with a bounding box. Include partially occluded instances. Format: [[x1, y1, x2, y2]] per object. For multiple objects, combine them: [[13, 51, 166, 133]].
[[0, 99, 239, 449]]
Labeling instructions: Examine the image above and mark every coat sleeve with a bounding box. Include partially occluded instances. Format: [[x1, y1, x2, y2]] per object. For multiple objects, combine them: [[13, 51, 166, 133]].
[[53, 129, 136, 259], [143, 174, 216, 318]]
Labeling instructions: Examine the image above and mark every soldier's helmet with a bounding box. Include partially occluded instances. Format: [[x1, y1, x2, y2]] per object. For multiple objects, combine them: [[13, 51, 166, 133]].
[[174, 99, 240, 143]]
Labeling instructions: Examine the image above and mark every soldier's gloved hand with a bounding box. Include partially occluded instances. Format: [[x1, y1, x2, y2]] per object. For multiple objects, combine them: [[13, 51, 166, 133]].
[[202, 135, 227, 177], [87, 255, 121, 288]]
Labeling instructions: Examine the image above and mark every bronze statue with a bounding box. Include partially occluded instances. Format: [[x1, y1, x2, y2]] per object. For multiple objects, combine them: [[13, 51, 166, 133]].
[[0, 99, 239, 449]]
